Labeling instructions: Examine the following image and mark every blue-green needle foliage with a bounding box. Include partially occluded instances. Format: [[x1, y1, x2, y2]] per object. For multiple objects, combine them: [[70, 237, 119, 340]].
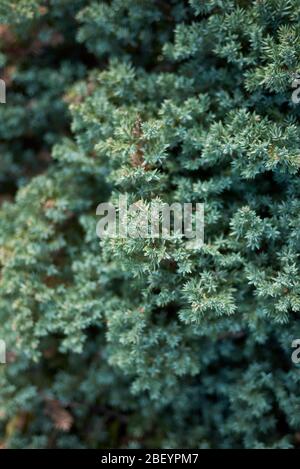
[[1, 0, 300, 449], [0, 0, 87, 191]]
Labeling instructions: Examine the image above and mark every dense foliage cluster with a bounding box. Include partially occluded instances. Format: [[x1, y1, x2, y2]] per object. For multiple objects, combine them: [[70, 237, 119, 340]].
[[1, 0, 300, 449]]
